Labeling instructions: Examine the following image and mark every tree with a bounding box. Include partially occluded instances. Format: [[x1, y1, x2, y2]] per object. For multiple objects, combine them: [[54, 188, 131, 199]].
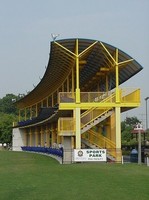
[[0, 94, 18, 115], [121, 117, 141, 145], [0, 93, 21, 144], [0, 112, 17, 144]]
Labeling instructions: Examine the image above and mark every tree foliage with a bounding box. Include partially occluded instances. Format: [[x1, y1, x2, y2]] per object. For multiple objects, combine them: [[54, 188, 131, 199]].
[[121, 117, 141, 145], [0, 94, 19, 144], [0, 112, 17, 143], [0, 94, 19, 115]]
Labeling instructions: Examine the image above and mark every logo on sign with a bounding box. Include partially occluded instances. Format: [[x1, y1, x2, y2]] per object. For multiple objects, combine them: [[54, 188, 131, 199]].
[[78, 150, 83, 157]]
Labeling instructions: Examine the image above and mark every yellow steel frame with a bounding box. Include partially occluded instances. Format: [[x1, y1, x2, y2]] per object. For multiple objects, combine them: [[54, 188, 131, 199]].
[[54, 39, 98, 149], [54, 39, 139, 161], [16, 39, 141, 163]]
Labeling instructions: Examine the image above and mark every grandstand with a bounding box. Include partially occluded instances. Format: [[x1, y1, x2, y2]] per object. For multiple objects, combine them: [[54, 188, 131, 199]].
[[12, 38, 143, 163]]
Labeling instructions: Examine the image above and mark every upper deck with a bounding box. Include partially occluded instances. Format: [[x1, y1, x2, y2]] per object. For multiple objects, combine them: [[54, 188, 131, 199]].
[[15, 38, 143, 109]]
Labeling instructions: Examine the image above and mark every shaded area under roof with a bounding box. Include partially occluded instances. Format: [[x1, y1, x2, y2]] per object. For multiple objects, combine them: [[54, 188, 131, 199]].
[[14, 107, 72, 128], [16, 38, 143, 108]]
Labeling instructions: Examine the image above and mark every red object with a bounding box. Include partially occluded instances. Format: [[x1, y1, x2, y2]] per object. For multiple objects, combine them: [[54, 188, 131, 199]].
[[131, 129, 145, 134]]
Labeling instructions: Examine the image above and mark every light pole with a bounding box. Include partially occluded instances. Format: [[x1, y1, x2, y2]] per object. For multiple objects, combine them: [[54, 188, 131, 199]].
[[134, 123, 143, 165], [145, 97, 149, 132]]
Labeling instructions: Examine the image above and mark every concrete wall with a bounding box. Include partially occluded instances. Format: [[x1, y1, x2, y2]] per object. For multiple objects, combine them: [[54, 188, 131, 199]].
[[12, 128, 25, 151], [63, 136, 72, 164]]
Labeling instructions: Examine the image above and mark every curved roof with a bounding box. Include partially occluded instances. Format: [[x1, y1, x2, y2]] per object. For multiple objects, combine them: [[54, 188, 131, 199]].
[[16, 38, 143, 108]]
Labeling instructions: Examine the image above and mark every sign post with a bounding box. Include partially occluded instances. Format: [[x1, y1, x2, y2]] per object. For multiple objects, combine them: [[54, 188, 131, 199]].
[[134, 123, 143, 165], [138, 129, 141, 165]]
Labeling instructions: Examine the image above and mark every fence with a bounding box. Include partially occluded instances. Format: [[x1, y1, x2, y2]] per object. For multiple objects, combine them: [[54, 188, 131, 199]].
[[21, 146, 63, 158]]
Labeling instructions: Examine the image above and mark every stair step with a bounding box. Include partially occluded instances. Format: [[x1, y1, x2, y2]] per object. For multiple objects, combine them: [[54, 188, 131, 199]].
[[81, 139, 115, 161], [81, 110, 114, 134]]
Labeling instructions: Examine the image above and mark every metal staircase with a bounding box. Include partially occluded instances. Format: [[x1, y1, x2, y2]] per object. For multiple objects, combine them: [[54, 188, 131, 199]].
[[80, 93, 116, 160], [81, 92, 115, 133], [81, 109, 113, 134], [82, 129, 116, 161]]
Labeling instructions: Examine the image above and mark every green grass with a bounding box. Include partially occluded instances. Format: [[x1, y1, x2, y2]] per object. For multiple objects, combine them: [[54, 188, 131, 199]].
[[0, 151, 149, 200]]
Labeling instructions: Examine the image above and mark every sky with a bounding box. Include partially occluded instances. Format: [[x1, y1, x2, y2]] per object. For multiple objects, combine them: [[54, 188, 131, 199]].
[[0, 0, 149, 125]]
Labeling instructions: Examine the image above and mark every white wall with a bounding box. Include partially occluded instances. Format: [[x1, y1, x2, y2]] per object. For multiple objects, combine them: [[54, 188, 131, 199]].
[[12, 128, 25, 151]]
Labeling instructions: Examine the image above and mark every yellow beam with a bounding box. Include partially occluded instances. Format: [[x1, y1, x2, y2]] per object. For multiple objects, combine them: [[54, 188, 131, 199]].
[[100, 42, 116, 64], [79, 60, 87, 65], [96, 72, 105, 76], [100, 67, 110, 72], [78, 41, 98, 58], [59, 102, 140, 110], [54, 41, 76, 57], [102, 51, 115, 67], [118, 58, 134, 66]]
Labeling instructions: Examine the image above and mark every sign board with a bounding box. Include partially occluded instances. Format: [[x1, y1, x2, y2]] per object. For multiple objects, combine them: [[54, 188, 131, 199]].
[[74, 149, 107, 162], [132, 123, 144, 134], [134, 123, 143, 130]]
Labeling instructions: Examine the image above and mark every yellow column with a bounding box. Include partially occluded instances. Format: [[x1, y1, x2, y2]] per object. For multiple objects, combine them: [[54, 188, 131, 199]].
[[75, 39, 80, 103], [115, 107, 122, 162], [115, 48, 120, 103], [46, 126, 50, 147], [51, 125, 56, 147], [40, 127, 44, 147], [25, 132, 28, 146], [74, 39, 81, 149], [29, 131, 32, 147], [35, 131, 39, 147], [115, 48, 121, 162]]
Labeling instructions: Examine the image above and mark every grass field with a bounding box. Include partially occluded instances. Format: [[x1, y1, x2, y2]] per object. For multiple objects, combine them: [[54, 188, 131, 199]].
[[0, 151, 149, 200]]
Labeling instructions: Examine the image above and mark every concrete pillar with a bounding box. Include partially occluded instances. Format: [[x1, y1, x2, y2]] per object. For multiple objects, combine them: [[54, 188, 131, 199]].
[[63, 136, 72, 164], [12, 128, 26, 151], [75, 107, 81, 149]]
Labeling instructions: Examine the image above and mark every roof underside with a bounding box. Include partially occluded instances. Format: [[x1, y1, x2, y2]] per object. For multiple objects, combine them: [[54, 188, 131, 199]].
[[16, 38, 143, 108]]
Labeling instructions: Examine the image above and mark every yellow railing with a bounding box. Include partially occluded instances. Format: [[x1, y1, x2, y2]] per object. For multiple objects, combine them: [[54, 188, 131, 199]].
[[58, 88, 140, 104], [58, 117, 75, 136], [58, 88, 140, 138], [81, 108, 112, 129], [121, 88, 140, 103], [80, 92, 111, 103], [59, 91, 115, 103], [82, 129, 116, 158], [81, 93, 115, 129], [59, 92, 76, 103]]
